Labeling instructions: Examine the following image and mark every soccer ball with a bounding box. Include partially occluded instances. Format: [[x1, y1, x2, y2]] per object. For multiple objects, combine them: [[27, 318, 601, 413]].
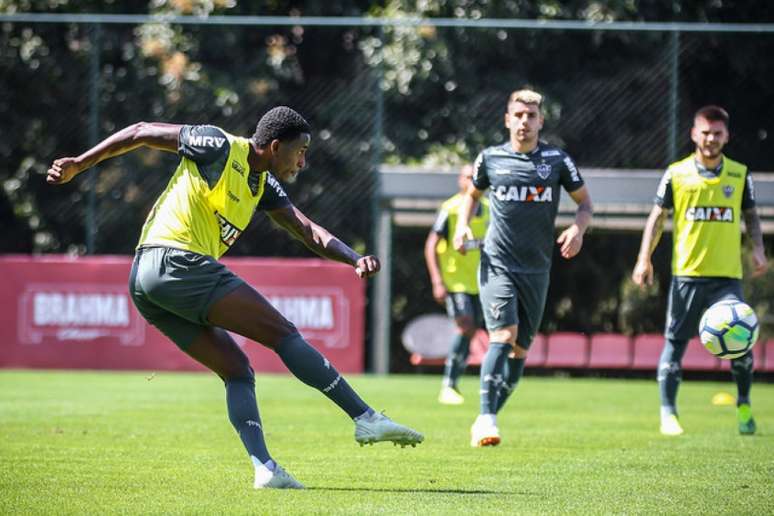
[[699, 299, 759, 359]]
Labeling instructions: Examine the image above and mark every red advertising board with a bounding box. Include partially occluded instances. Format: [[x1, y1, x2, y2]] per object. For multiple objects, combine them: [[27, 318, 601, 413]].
[[0, 255, 365, 373]]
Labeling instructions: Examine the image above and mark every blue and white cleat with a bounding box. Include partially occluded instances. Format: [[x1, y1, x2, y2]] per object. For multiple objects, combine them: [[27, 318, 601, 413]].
[[355, 411, 424, 448], [254, 463, 304, 489]]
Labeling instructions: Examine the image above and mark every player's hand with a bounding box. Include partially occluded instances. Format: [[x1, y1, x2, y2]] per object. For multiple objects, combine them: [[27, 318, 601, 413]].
[[452, 226, 473, 255], [632, 259, 654, 288], [556, 224, 583, 259], [431, 282, 447, 305], [46, 157, 82, 185], [355, 255, 380, 278], [751, 247, 768, 278]]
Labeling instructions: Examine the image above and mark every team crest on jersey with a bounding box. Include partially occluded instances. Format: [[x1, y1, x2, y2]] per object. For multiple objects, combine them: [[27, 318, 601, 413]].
[[685, 206, 734, 222], [216, 211, 242, 246], [722, 185, 734, 198], [536, 162, 552, 179]]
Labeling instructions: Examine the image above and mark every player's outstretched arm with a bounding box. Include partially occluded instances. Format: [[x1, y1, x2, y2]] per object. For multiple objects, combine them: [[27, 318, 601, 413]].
[[632, 204, 668, 287], [743, 208, 768, 277], [452, 184, 483, 254], [46, 122, 182, 185], [557, 185, 593, 259], [268, 204, 380, 278]]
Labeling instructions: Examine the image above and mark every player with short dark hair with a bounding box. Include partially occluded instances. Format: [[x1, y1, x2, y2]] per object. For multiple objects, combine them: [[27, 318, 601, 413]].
[[453, 89, 593, 447], [424, 164, 489, 405], [47, 106, 423, 489], [632, 105, 768, 436]]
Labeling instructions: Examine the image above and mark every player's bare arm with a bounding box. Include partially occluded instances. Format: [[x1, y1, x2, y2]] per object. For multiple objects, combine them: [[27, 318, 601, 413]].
[[423, 231, 447, 304], [743, 208, 768, 277], [557, 185, 593, 260], [452, 184, 483, 254], [632, 204, 668, 287], [268, 204, 380, 278], [46, 122, 181, 185]]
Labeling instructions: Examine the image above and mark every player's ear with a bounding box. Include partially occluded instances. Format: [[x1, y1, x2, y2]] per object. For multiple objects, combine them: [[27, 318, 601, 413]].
[[504, 112, 510, 129], [269, 139, 281, 155], [690, 125, 699, 145]]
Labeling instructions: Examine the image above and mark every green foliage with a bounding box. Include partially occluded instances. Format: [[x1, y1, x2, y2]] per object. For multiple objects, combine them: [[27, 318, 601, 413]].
[[2, 371, 774, 514]]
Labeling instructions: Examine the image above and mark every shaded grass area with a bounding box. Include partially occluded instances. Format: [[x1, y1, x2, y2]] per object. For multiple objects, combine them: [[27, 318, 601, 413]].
[[1, 371, 772, 514]]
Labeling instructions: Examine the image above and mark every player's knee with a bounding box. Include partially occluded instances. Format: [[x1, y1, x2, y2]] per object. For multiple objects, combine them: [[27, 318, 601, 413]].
[[489, 326, 517, 345], [455, 317, 476, 337]]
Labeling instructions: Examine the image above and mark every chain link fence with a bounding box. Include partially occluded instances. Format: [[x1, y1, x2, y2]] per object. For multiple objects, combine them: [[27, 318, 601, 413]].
[[2, 15, 773, 370]]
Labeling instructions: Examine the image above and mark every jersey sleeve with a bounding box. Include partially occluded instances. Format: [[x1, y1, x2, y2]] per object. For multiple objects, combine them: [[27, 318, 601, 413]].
[[559, 153, 585, 193], [471, 152, 490, 191], [178, 125, 231, 164], [178, 125, 232, 189], [741, 171, 756, 210], [654, 169, 674, 209], [431, 206, 450, 237], [256, 172, 292, 211]]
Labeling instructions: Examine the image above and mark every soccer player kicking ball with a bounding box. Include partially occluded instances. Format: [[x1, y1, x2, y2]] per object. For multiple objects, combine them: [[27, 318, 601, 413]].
[[46, 107, 423, 489], [632, 105, 768, 436], [453, 89, 593, 447]]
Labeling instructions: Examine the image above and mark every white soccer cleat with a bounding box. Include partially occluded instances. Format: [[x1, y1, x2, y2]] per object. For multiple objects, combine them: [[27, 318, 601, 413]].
[[470, 415, 501, 447], [438, 386, 465, 405], [254, 463, 305, 489], [354, 411, 424, 448], [660, 414, 684, 436]]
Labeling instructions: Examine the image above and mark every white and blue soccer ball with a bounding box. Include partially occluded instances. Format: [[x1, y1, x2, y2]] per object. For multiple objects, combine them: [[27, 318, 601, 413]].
[[699, 299, 759, 359]]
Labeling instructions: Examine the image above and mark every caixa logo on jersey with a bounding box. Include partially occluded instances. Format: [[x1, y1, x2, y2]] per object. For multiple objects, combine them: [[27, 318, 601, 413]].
[[493, 185, 553, 203], [18, 284, 145, 345], [685, 206, 734, 222], [216, 212, 242, 247]]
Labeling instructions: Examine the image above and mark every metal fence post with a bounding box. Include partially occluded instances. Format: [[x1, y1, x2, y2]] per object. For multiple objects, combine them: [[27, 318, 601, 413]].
[[668, 30, 679, 164], [86, 23, 101, 254], [370, 26, 391, 374]]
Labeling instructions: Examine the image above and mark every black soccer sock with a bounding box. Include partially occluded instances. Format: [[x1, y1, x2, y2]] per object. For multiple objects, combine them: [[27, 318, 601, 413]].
[[442, 334, 471, 389], [225, 376, 271, 465], [275, 332, 370, 419], [658, 338, 688, 415], [479, 342, 510, 415], [731, 351, 754, 406], [495, 356, 526, 413]]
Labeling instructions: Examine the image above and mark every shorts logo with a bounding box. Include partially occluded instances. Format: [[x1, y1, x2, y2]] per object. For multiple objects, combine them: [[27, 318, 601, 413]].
[[536, 163, 552, 179], [722, 185, 734, 198], [493, 185, 553, 203], [216, 211, 243, 246], [685, 206, 734, 222], [489, 300, 507, 320]]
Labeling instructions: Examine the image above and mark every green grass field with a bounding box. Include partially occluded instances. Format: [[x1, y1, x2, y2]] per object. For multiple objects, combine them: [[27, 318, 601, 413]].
[[1, 370, 772, 514]]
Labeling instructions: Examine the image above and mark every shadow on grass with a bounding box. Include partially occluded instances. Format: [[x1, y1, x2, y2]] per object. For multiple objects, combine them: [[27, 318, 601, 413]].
[[307, 486, 530, 495]]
